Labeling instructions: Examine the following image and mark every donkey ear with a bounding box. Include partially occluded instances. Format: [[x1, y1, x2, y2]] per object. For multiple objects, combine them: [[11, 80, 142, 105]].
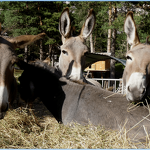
[[124, 11, 140, 48], [8, 33, 46, 49], [59, 7, 71, 38], [80, 9, 96, 40]]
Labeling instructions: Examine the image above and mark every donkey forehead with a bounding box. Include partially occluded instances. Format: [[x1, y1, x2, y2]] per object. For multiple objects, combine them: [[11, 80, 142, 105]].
[[61, 37, 88, 52], [129, 44, 150, 59], [126, 44, 150, 73], [131, 43, 150, 51]]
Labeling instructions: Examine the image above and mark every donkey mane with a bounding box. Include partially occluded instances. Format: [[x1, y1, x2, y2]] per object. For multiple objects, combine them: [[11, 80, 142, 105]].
[[30, 61, 62, 78], [33, 61, 88, 86]]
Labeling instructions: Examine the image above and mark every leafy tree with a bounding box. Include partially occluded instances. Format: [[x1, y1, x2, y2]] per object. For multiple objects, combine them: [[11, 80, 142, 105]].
[[0, 2, 68, 62], [1, 1, 150, 63], [1, 2, 42, 61]]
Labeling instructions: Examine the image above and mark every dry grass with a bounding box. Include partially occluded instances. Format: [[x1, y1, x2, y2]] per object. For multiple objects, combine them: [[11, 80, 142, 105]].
[[0, 108, 149, 149]]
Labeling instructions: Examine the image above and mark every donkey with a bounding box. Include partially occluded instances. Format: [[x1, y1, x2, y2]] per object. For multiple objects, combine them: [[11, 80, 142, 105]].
[[0, 33, 45, 119], [123, 11, 150, 102], [59, 8, 96, 84], [18, 61, 65, 123], [18, 60, 150, 142]]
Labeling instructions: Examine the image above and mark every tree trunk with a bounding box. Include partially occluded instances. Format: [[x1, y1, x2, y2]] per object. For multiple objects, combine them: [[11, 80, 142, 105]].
[[24, 45, 28, 63], [24, 3, 28, 63], [49, 44, 53, 57], [94, 35, 96, 52], [90, 34, 95, 53], [110, 29, 116, 79], [51, 53, 54, 67], [28, 46, 30, 57], [38, 3, 44, 61], [107, 2, 112, 53], [49, 44, 53, 66], [0, 23, 1, 35], [40, 40, 44, 61], [126, 2, 130, 52], [110, 4, 117, 84]]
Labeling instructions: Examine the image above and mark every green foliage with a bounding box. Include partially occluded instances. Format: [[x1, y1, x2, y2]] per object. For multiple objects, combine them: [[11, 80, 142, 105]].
[[115, 63, 125, 71], [0, 2, 67, 60], [38, 2, 64, 45], [1, 2, 40, 36], [1, 1, 150, 60]]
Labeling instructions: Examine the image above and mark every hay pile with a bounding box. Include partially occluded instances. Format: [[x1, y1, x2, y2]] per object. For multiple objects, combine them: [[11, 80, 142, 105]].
[[0, 108, 148, 149]]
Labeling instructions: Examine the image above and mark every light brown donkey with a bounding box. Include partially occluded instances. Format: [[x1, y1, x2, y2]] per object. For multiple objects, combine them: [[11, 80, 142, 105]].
[[123, 11, 150, 102], [59, 8, 95, 83]]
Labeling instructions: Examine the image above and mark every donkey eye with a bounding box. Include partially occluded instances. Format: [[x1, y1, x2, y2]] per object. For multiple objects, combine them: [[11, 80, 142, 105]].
[[62, 50, 68, 55], [126, 55, 132, 60]]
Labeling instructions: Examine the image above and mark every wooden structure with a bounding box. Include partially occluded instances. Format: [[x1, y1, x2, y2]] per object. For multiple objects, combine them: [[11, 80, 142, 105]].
[[85, 59, 110, 78], [85, 59, 110, 71]]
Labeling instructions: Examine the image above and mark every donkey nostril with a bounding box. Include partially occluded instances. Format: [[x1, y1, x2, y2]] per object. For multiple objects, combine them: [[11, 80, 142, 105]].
[[127, 86, 131, 92], [141, 88, 146, 94]]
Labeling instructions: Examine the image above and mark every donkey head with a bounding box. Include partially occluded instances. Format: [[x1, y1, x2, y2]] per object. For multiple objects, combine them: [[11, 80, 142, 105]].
[[59, 8, 95, 82], [123, 11, 150, 102]]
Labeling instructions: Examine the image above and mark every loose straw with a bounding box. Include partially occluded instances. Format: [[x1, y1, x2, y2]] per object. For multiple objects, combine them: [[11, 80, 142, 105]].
[[126, 113, 150, 134]]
